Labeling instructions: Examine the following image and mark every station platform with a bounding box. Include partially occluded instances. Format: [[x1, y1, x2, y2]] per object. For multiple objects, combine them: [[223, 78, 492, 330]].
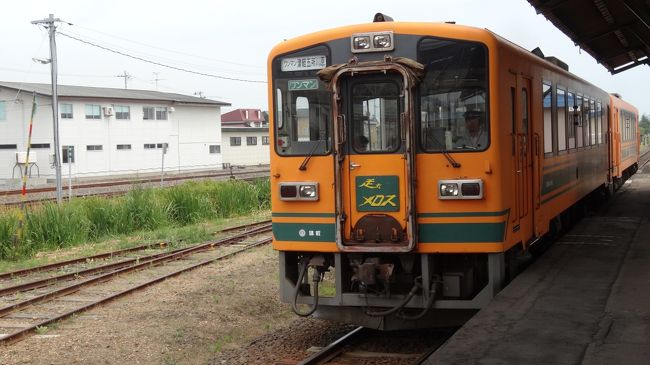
[[426, 165, 650, 364]]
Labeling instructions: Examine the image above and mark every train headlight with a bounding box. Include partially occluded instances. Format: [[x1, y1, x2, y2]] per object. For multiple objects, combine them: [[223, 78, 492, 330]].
[[373, 34, 392, 49], [440, 183, 459, 197], [351, 31, 394, 53], [299, 184, 318, 200], [279, 182, 319, 201], [352, 36, 371, 50], [438, 179, 484, 200]]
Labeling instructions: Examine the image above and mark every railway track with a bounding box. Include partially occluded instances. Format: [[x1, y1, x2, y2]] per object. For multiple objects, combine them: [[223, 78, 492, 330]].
[[0, 220, 272, 345], [638, 148, 650, 170], [286, 325, 456, 365], [1, 167, 269, 206]]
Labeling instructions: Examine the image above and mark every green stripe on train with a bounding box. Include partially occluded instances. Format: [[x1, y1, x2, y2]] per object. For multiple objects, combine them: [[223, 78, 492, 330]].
[[272, 212, 336, 218], [272, 223, 336, 242], [418, 222, 506, 243], [418, 209, 509, 218], [273, 222, 506, 243], [541, 166, 574, 195]]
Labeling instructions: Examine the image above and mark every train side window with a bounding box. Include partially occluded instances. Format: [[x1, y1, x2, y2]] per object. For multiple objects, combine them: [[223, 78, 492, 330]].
[[556, 88, 567, 151], [596, 102, 602, 144], [576, 95, 583, 148], [542, 83, 552, 155], [567, 92, 576, 149], [522, 89, 528, 134], [582, 95, 591, 147], [590, 100, 596, 145], [510, 87, 515, 156], [276, 88, 283, 129]]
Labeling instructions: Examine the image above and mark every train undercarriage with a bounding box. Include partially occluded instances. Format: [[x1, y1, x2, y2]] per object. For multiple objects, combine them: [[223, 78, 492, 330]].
[[279, 250, 510, 330]]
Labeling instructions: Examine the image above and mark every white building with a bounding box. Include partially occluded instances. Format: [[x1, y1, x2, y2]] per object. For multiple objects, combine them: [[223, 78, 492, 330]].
[[220, 108, 270, 167], [0, 81, 230, 181], [221, 127, 270, 167]]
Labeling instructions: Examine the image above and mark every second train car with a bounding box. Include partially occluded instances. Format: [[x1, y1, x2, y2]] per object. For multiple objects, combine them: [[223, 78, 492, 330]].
[[268, 14, 639, 329]]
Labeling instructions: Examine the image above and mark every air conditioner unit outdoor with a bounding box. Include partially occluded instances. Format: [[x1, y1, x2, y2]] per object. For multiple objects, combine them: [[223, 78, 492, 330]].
[[103, 106, 114, 116]]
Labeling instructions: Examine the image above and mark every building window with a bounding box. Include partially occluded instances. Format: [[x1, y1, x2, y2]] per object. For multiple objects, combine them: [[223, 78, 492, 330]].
[[143, 106, 168, 120], [262, 136, 269, 145], [85, 104, 101, 119], [144, 143, 168, 150], [86, 145, 103, 151], [62, 146, 75, 163], [247, 136, 257, 145], [0, 144, 17, 150], [0, 101, 6, 121], [116, 144, 131, 150], [30, 143, 51, 149], [209, 145, 221, 154], [155, 107, 168, 120], [230, 137, 241, 146], [143, 107, 155, 120], [60, 103, 73, 119], [115, 105, 130, 120]]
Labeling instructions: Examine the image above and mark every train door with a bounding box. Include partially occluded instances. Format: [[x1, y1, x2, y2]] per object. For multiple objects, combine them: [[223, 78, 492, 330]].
[[513, 76, 535, 242], [335, 72, 416, 252]]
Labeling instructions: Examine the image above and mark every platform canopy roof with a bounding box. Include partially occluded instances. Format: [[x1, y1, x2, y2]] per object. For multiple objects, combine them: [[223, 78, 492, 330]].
[[527, 0, 650, 74]]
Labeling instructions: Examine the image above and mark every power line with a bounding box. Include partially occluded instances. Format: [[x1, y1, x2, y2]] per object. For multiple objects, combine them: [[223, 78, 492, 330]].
[[72, 24, 260, 69], [58, 32, 267, 84]]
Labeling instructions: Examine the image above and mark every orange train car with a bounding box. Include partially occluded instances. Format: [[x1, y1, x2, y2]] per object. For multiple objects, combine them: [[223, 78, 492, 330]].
[[267, 14, 639, 329], [609, 94, 640, 190]]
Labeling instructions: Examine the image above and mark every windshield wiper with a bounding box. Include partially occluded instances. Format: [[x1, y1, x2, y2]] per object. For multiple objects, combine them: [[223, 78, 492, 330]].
[[426, 130, 460, 168], [299, 139, 324, 171], [442, 150, 461, 168]]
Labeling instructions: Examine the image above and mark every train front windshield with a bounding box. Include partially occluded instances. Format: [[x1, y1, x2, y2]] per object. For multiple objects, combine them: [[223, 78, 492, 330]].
[[273, 46, 332, 156], [418, 38, 489, 152]]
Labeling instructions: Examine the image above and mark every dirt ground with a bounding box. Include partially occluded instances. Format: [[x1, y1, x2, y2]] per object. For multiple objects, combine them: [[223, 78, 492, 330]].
[[0, 244, 297, 365]]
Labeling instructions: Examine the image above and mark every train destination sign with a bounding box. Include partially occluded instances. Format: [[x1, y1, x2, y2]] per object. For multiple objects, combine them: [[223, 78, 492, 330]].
[[288, 79, 319, 91], [281, 55, 327, 71]]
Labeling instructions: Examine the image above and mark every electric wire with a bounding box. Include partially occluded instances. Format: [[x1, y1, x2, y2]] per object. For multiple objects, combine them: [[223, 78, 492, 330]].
[[57, 32, 267, 84], [71, 24, 260, 69], [61, 28, 265, 77]]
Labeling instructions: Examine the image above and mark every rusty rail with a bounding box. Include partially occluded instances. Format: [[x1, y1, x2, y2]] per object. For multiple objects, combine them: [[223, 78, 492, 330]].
[[0, 232, 272, 345], [0, 219, 270, 280]]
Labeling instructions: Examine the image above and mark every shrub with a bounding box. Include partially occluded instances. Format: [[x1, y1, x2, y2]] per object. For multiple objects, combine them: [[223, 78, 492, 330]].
[[25, 202, 90, 250]]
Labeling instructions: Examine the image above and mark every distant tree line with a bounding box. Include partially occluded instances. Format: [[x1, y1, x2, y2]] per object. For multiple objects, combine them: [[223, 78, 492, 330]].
[[640, 114, 650, 136]]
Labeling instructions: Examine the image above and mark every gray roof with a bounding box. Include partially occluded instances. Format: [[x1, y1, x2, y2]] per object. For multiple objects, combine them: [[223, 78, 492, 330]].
[[222, 127, 269, 132], [0, 81, 230, 106]]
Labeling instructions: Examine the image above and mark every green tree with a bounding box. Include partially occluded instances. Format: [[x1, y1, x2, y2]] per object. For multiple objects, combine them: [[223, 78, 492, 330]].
[[640, 114, 650, 145], [640, 114, 650, 135]]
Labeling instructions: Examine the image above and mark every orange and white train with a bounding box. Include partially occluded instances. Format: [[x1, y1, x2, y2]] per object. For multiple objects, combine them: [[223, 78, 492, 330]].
[[267, 14, 639, 329]]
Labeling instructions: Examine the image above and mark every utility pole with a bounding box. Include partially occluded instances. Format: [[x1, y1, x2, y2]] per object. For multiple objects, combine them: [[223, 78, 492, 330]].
[[116, 70, 131, 89], [152, 72, 164, 90], [31, 14, 66, 204]]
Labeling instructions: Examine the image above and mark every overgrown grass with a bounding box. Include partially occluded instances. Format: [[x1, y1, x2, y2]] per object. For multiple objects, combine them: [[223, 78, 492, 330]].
[[0, 178, 270, 261]]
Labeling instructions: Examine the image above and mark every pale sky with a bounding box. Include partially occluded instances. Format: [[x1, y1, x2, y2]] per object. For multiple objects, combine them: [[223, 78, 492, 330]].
[[2, 0, 648, 115]]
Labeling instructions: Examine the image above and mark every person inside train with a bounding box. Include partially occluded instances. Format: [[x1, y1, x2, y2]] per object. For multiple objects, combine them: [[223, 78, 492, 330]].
[[356, 135, 370, 152], [455, 110, 487, 149]]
